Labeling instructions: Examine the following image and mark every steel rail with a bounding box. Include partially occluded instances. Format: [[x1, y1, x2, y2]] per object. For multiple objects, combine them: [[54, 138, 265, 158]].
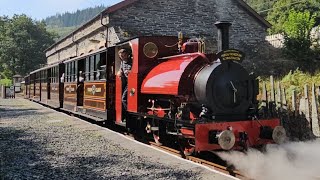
[[148, 142, 250, 180]]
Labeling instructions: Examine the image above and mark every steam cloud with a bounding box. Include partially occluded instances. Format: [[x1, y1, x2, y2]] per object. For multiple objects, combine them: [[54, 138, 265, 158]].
[[216, 139, 320, 180]]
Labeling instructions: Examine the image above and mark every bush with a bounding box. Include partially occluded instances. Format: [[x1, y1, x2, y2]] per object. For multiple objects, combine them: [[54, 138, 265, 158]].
[[0, 78, 12, 86]]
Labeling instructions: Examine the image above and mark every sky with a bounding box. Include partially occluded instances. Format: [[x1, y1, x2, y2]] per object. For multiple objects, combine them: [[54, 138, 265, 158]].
[[0, 0, 122, 20]]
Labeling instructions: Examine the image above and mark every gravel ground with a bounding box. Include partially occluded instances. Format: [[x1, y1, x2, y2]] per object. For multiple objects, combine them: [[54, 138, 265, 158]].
[[0, 98, 234, 180]]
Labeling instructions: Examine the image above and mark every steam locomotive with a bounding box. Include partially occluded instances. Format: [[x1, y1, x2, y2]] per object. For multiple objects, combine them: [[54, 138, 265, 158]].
[[24, 22, 286, 155]]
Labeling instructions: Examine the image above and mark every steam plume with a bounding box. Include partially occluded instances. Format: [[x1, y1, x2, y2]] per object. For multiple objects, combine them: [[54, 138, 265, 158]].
[[217, 139, 320, 180]]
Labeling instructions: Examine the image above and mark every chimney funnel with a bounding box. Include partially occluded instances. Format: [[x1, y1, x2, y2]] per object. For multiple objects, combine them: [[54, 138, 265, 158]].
[[215, 21, 231, 52]]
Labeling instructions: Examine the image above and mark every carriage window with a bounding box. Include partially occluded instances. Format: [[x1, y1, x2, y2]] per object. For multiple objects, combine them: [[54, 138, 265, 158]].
[[85, 57, 90, 81], [66, 63, 68, 82], [97, 53, 106, 80], [90, 56, 95, 81], [64, 62, 77, 83], [71, 62, 74, 82], [65, 65, 67, 82], [50, 68, 53, 83], [55, 66, 57, 83], [53, 67, 56, 83], [52, 67, 55, 83], [83, 52, 107, 81], [41, 71, 43, 83], [69, 63, 71, 82], [44, 71, 46, 83], [75, 61, 78, 81], [54, 66, 60, 83], [66, 62, 70, 82], [36, 72, 39, 82], [65, 63, 68, 82], [95, 54, 100, 80], [68, 62, 71, 82]]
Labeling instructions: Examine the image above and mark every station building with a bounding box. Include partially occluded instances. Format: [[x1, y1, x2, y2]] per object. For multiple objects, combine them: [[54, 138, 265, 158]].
[[45, 0, 270, 66]]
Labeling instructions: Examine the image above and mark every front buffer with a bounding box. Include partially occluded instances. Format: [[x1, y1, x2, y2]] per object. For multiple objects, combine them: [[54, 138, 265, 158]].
[[195, 118, 286, 151]]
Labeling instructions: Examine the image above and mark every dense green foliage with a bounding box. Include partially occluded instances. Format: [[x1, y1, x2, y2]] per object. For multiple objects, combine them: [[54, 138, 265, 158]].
[[267, 0, 320, 34], [282, 10, 316, 62], [245, 0, 320, 34], [0, 78, 12, 86], [45, 5, 105, 27], [245, 0, 320, 73], [45, 6, 105, 40], [0, 15, 56, 79], [244, 0, 275, 17]]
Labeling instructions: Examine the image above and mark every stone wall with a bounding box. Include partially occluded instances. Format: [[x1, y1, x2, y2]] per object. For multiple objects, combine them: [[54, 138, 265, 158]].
[[46, 18, 109, 64], [265, 26, 320, 49], [110, 0, 268, 53], [46, 0, 269, 67]]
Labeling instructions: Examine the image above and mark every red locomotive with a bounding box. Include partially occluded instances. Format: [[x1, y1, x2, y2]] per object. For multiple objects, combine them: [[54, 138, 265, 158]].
[[26, 21, 286, 155]]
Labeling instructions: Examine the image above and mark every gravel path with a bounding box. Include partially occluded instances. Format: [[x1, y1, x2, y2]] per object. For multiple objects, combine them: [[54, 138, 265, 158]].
[[0, 98, 235, 180]]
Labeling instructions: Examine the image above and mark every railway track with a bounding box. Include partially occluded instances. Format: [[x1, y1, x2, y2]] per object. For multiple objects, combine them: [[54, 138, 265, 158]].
[[42, 100, 249, 179], [75, 112, 249, 179], [148, 141, 248, 179]]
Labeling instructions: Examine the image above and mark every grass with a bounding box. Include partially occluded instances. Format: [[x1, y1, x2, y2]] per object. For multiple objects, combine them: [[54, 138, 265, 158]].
[[259, 69, 320, 108]]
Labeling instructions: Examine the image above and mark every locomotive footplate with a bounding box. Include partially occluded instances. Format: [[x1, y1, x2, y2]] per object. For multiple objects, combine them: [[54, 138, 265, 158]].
[[195, 119, 281, 151]]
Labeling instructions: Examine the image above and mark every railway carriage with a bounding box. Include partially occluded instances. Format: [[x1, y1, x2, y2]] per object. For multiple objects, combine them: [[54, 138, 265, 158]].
[[61, 48, 115, 120], [62, 59, 78, 112], [47, 63, 64, 108], [40, 68, 49, 104]]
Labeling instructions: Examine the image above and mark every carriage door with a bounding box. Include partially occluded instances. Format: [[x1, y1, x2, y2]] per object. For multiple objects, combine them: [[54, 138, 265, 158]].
[[77, 59, 85, 106], [106, 47, 116, 120], [47, 68, 51, 100]]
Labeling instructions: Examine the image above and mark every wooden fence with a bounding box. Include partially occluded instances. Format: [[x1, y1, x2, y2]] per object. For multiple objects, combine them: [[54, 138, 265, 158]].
[[260, 76, 320, 140]]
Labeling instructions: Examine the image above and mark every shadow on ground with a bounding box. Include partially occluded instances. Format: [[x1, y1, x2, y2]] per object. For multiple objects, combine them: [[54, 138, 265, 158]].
[[0, 126, 197, 180], [0, 108, 50, 119]]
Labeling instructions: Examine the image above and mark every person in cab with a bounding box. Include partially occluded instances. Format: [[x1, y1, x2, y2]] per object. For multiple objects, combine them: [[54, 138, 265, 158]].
[[117, 48, 132, 121]]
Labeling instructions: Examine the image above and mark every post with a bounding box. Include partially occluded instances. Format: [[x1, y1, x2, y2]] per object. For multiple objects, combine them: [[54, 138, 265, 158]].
[[269, 76, 275, 116], [276, 81, 282, 110], [292, 90, 298, 116], [281, 87, 287, 111], [270, 76, 275, 102], [299, 84, 310, 123], [261, 82, 268, 107], [304, 84, 310, 122], [260, 82, 268, 117], [1, 85, 5, 99], [311, 83, 320, 137]]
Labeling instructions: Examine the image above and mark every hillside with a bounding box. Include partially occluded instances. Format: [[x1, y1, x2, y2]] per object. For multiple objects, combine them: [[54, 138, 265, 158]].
[[243, 0, 275, 17], [45, 5, 106, 40]]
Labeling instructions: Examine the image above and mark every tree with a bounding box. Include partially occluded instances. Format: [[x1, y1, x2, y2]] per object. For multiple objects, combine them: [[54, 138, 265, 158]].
[[267, 0, 320, 34], [0, 15, 56, 78], [282, 10, 316, 63], [244, 0, 275, 18]]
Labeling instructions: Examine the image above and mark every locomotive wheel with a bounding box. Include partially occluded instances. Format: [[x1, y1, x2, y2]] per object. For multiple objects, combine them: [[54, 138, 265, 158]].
[[183, 140, 195, 156], [152, 119, 163, 146], [153, 133, 162, 146], [179, 138, 195, 156]]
